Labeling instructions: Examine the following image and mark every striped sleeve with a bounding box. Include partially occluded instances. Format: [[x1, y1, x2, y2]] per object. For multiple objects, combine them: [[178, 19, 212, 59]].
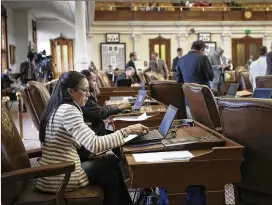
[[63, 105, 125, 153]]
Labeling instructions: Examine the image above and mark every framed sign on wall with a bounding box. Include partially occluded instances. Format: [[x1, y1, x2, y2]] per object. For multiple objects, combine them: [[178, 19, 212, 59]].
[[100, 43, 126, 70], [106, 33, 120, 43], [198, 33, 211, 42], [204, 42, 217, 56]]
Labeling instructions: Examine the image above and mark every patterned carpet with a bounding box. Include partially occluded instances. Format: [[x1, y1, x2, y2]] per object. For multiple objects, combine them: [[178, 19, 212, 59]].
[[9, 101, 235, 204]]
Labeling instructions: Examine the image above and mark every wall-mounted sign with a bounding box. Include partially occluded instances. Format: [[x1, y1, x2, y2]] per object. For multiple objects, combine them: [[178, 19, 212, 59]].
[[198, 33, 211, 42], [106, 33, 120, 43]]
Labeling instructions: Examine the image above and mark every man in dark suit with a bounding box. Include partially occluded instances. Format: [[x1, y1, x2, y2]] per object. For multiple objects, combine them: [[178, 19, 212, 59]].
[[267, 42, 272, 75], [176, 40, 214, 86], [126, 52, 140, 84], [172, 48, 183, 72]]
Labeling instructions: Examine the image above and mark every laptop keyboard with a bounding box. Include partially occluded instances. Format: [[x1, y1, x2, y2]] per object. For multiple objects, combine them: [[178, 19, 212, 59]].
[[138, 130, 163, 141]]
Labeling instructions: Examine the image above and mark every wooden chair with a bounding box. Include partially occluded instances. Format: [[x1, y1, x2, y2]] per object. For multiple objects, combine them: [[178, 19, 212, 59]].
[[182, 83, 221, 132], [256, 75, 272, 88], [218, 99, 272, 205], [1, 104, 103, 205]]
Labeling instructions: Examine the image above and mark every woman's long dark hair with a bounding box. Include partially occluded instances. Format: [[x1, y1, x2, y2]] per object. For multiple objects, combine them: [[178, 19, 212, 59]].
[[39, 71, 86, 144]]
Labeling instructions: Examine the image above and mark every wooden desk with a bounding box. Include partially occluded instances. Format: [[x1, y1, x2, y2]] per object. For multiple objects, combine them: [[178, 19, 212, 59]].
[[108, 98, 168, 130], [98, 90, 151, 105], [123, 122, 244, 205], [99, 86, 149, 93]]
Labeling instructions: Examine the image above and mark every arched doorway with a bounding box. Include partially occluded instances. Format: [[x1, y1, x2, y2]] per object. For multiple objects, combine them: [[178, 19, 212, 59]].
[[149, 35, 171, 72], [232, 35, 263, 68], [50, 35, 74, 78]]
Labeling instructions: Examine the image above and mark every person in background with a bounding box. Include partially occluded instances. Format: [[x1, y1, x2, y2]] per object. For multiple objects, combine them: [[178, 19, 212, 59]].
[[105, 65, 114, 82], [249, 46, 268, 90], [1, 68, 16, 101], [20, 52, 37, 112], [172, 48, 183, 79], [81, 70, 131, 136], [176, 40, 214, 118], [245, 55, 254, 69], [209, 47, 229, 95], [37, 71, 148, 205], [266, 42, 272, 75], [89, 61, 98, 74], [176, 40, 214, 86], [145, 52, 169, 80], [126, 52, 141, 84], [115, 67, 136, 87]]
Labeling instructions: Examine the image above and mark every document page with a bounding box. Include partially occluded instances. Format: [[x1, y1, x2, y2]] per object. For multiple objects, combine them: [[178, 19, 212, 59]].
[[113, 112, 152, 121], [133, 151, 194, 162]]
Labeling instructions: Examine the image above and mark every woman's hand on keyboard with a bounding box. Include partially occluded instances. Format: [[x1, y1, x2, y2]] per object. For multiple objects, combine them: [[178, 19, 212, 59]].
[[125, 124, 149, 135]]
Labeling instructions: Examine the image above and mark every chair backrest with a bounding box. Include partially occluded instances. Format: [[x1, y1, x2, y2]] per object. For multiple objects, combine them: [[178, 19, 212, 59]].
[[137, 71, 146, 84], [182, 83, 221, 130], [21, 81, 50, 130], [218, 99, 272, 194], [144, 72, 165, 85], [1, 104, 31, 199], [150, 81, 187, 119], [224, 70, 236, 83], [256, 75, 272, 88], [240, 71, 252, 91], [96, 72, 112, 88]]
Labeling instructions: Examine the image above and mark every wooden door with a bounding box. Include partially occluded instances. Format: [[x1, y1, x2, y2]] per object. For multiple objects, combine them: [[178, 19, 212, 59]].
[[232, 36, 263, 68], [149, 36, 171, 72], [50, 36, 73, 78]]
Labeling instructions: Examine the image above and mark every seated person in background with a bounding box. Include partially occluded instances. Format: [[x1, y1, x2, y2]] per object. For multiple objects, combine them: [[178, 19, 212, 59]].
[[115, 66, 137, 87], [1, 68, 17, 100], [81, 70, 131, 135], [38, 71, 148, 205], [105, 65, 114, 82]]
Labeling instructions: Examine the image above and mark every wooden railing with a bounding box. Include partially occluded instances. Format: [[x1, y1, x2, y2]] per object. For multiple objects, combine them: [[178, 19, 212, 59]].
[[95, 10, 272, 21]]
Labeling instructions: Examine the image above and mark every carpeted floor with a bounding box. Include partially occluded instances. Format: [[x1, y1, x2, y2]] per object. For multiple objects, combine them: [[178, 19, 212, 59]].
[[9, 101, 235, 204]]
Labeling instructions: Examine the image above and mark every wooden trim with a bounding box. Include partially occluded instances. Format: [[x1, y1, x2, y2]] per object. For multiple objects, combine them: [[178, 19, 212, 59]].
[[1, 4, 8, 71]]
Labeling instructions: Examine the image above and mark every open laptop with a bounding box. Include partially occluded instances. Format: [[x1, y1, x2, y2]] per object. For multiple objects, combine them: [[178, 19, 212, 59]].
[[117, 79, 132, 87], [252, 88, 272, 99], [132, 90, 147, 111], [223, 83, 239, 98], [128, 105, 178, 145]]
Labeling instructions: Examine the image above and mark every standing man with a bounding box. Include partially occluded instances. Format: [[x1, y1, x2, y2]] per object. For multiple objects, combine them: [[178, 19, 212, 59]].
[[176, 40, 214, 86], [250, 46, 268, 90], [209, 47, 229, 95], [145, 52, 169, 80], [267, 42, 272, 75], [20, 52, 37, 112], [172, 48, 183, 79], [176, 40, 214, 118], [126, 52, 141, 84]]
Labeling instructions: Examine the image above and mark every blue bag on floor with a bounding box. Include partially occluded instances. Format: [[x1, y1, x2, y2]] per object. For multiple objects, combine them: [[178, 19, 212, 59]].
[[185, 185, 206, 205]]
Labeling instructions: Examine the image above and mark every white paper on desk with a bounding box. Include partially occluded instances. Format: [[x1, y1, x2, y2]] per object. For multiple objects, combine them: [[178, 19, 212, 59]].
[[133, 151, 194, 162], [124, 134, 138, 143], [113, 112, 152, 121]]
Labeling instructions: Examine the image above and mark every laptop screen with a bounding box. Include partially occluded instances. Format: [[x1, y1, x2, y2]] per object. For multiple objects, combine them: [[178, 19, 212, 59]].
[[227, 83, 239, 96], [252, 88, 272, 99], [117, 79, 132, 87], [133, 90, 147, 109], [159, 105, 178, 137]]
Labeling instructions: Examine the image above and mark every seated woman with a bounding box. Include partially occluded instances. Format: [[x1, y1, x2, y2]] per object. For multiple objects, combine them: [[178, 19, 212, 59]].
[[115, 66, 136, 87], [37, 71, 148, 205], [81, 69, 131, 135]]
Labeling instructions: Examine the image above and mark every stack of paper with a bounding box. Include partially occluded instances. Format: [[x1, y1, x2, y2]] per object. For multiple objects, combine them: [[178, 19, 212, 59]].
[[133, 151, 194, 162], [113, 112, 152, 121]]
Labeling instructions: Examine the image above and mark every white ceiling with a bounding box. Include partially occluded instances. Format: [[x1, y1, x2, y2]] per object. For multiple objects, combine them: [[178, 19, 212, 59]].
[[3, 1, 76, 25]]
